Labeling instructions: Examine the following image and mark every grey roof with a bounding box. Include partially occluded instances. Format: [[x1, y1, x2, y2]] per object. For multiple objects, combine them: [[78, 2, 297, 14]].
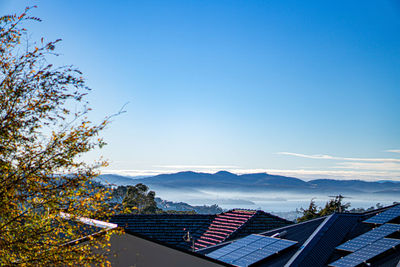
[[110, 210, 292, 251], [256, 217, 326, 267], [284, 213, 360, 267], [201, 204, 400, 267], [198, 216, 325, 266], [110, 214, 215, 250]]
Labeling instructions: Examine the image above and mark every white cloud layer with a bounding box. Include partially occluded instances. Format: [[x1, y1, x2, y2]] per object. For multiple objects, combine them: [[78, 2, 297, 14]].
[[386, 149, 400, 154], [272, 151, 400, 181], [101, 151, 400, 182], [265, 169, 400, 181], [101, 167, 400, 182], [277, 152, 400, 163], [154, 165, 239, 169], [333, 162, 400, 171]]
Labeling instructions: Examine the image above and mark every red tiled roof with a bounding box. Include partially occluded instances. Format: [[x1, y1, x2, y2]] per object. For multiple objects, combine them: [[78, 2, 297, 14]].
[[194, 209, 256, 250]]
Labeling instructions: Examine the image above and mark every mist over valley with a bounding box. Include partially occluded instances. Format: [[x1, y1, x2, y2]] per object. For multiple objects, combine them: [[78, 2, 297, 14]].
[[98, 171, 399, 213]]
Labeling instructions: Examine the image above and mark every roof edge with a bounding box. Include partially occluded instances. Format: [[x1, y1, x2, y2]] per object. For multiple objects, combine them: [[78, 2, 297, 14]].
[[122, 230, 233, 266], [284, 214, 337, 267]]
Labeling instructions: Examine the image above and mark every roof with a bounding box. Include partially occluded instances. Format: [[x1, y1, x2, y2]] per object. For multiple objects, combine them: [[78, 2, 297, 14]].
[[284, 213, 361, 267], [56, 212, 118, 247], [194, 210, 257, 249], [201, 204, 400, 267], [205, 234, 298, 266], [194, 210, 293, 250], [110, 214, 214, 250], [110, 229, 232, 267], [197, 216, 325, 266], [109, 210, 293, 251]]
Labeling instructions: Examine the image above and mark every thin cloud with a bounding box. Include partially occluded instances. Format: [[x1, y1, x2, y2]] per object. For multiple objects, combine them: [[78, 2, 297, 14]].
[[101, 169, 172, 177], [277, 152, 400, 163], [155, 165, 239, 169], [386, 149, 400, 153], [333, 162, 400, 171], [266, 169, 400, 181]]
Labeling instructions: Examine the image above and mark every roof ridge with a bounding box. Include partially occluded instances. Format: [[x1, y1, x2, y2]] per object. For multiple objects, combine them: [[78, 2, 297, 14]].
[[285, 213, 361, 267], [227, 209, 259, 213], [245, 209, 294, 225], [284, 214, 338, 267], [361, 203, 400, 218]]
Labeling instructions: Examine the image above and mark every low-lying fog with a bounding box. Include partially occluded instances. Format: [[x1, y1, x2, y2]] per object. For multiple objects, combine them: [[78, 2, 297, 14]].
[[152, 186, 397, 212]]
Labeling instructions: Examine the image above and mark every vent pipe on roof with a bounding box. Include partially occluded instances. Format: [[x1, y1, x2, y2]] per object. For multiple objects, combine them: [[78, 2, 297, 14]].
[[271, 230, 287, 238]]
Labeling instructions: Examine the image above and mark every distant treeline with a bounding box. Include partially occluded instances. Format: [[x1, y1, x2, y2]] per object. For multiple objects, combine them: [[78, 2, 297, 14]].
[[97, 182, 223, 215], [297, 196, 399, 222]]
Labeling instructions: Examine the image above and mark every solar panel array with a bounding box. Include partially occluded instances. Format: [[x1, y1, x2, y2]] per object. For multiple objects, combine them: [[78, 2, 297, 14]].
[[364, 205, 400, 224], [206, 234, 297, 267], [336, 223, 400, 252], [330, 238, 400, 267]]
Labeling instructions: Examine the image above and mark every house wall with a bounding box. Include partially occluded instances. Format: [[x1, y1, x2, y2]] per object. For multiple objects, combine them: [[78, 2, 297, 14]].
[[107, 234, 226, 267]]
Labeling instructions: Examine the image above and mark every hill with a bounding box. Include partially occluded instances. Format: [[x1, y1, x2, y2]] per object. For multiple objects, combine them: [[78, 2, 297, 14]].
[[97, 171, 400, 196], [95, 174, 142, 186]]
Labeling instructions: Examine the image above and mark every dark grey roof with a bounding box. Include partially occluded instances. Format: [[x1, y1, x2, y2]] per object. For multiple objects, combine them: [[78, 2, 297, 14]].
[[201, 204, 400, 267], [284, 213, 361, 267], [255, 217, 326, 267], [110, 210, 292, 251], [197, 216, 325, 266], [110, 214, 215, 250], [260, 204, 400, 267]]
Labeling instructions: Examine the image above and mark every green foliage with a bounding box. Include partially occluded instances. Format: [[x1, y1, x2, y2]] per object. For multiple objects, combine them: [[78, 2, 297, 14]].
[[0, 8, 115, 266], [155, 197, 223, 214], [348, 202, 390, 213], [109, 184, 223, 214], [297, 199, 319, 222], [297, 196, 351, 222], [122, 183, 161, 214], [319, 196, 351, 217]]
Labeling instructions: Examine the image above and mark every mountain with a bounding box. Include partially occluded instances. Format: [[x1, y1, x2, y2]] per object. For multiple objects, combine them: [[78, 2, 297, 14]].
[[307, 179, 400, 193], [132, 171, 309, 190], [95, 174, 138, 186], [97, 171, 400, 195]]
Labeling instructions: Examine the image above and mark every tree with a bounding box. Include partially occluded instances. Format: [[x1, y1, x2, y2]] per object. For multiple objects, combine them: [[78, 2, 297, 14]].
[[297, 196, 351, 222], [297, 198, 319, 222], [122, 184, 160, 214], [319, 195, 350, 216], [0, 8, 115, 266]]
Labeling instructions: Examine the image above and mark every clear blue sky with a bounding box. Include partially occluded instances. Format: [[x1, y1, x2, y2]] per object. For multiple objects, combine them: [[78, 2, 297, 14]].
[[2, 0, 400, 180]]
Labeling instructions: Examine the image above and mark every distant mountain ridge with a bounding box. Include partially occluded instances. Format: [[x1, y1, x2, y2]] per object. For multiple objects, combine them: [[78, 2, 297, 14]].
[[98, 171, 400, 196]]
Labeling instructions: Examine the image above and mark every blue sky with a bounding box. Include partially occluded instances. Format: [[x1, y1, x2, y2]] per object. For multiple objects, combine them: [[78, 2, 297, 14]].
[[2, 1, 400, 180]]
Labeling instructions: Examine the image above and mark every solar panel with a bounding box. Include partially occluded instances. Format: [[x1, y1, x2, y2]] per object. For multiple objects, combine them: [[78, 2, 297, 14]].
[[206, 234, 297, 267], [336, 223, 400, 252], [364, 205, 400, 224], [244, 237, 276, 251], [231, 239, 296, 266], [330, 238, 400, 267], [206, 234, 264, 260]]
